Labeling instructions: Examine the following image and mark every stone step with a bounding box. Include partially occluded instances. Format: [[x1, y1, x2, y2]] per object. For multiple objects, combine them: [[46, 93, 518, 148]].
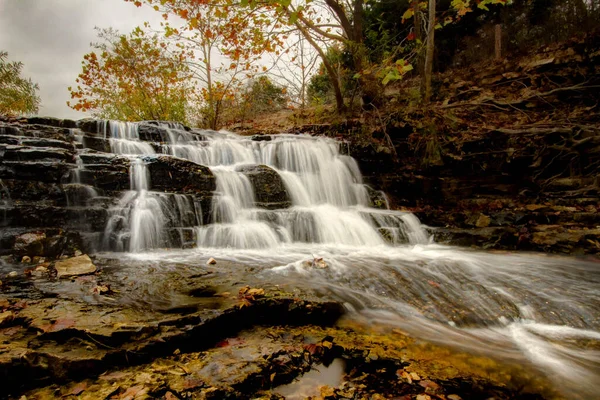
[[0, 161, 73, 183], [0, 204, 108, 230], [3, 145, 75, 163]]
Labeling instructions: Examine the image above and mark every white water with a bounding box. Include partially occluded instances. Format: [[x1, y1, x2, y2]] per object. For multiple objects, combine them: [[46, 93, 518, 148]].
[[99, 122, 428, 252], [91, 121, 599, 398]]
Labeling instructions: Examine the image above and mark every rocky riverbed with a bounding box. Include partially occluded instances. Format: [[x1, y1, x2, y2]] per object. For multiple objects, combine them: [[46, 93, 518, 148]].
[[1, 253, 564, 400]]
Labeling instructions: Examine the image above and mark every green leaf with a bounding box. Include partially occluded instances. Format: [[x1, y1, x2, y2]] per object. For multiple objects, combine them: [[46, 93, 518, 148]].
[[382, 69, 400, 85], [401, 9, 414, 21], [289, 11, 299, 24]]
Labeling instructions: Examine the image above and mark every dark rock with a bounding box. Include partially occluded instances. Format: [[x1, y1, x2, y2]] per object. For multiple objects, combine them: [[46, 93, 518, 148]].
[[82, 136, 111, 153], [25, 117, 78, 129], [20, 137, 75, 151], [2, 145, 75, 163], [236, 164, 291, 209], [0, 161, 72, 183], [78, 164, 130, 192], [366, 186, 389, 209], [3, 204, 67, 227], [137, 122, 168, 142], [433, 226, 519, 249], [77, 119, 107, 135], [144, 155, 216, 194], [13, 231, 46, 257], [9, 229, 82, 257], [0, 180, 65, 205], [79, 151, 128, 166], [251, 135, 272, 142], [0, 135, 21, 145]]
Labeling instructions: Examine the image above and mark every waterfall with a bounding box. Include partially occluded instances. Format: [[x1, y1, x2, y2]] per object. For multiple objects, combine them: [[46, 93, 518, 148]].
[[97, 122, 430, 252]]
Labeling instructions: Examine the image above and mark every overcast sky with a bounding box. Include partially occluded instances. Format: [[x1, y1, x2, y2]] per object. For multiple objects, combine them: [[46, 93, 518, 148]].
[[0, 0, 165, 119]]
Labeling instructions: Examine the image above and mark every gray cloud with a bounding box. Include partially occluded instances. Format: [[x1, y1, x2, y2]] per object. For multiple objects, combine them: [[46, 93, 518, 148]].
[[0, 0, 164, 119]]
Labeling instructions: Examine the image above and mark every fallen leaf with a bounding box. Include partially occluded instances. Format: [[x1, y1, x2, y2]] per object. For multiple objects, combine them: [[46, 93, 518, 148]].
[[66, 382, 87, 396]]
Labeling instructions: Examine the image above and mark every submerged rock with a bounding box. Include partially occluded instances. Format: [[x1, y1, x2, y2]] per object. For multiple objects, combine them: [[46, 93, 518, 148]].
[[54, 254, 97, 278]]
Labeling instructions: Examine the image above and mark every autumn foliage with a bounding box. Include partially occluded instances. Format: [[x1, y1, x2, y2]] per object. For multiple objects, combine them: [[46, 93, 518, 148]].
[[68, 28, 195, 124], [0, 51, 40, 117]]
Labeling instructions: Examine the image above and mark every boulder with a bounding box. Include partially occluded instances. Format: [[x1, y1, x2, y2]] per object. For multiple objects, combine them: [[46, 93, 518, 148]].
[[144, 155, 216, 194], [81, 136, 111, 153], [77, 119, 107, 135], [137, 122, 168, 142], [236, 164, 291, 209], [13, 232, 46, 257], [54, 255, 97, 278]]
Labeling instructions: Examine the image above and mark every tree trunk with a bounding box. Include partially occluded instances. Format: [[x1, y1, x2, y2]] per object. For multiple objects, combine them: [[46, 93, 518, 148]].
[[294, 21, 345, 113], [424, 0, 436, 103], [414, 4, 425, 98], [495, 24, 502, 60], [351, 0, 382, 109]]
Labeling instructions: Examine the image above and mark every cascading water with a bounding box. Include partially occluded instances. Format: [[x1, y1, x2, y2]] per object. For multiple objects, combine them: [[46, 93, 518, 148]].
[[100, 123, 427, 252], [93, 121, 598, 398]]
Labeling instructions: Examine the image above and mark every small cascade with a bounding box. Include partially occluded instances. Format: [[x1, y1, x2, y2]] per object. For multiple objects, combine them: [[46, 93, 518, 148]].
[[102, 120, 156, 155]]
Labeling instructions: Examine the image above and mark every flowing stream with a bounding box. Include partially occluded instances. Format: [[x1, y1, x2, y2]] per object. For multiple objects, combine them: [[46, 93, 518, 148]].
[[86, 121, 598, 398]]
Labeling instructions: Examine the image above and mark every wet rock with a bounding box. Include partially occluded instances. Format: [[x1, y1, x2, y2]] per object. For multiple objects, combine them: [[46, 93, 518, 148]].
[[81, 136, 111, 153], [144, 155, 216, 194], [27, 117, 77, 129], [6, 229, 83, 258], [236, 164, 291, 209], [78, 164, 130, 191], [77, 118, 106, 134], [0, 161, 72, 183], [366, 186, 389, 209], [252, 135, 272, 141], [138, 122, 168, 142], [0, 179, 66, 205], [7, 271, 18, 278], [207, 257, 217, 265], [14, 232, 46, 257], [20, 137, 75, 151], [2, 145, 75, 163], [21, 256, 31, 263], [54, 254, 97, 278], [0, 134, 20, 145]]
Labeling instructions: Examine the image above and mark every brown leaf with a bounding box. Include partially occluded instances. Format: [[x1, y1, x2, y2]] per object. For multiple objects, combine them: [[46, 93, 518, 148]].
[[100, 371, 128, 381], [46, 318, 76, 333], [65, 382, 88, 396], [117, 385, 148, 400]]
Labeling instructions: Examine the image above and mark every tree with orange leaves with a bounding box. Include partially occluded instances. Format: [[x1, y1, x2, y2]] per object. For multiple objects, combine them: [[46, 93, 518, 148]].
[[126, 0, 284, 129], [68, 28, 196, 124]]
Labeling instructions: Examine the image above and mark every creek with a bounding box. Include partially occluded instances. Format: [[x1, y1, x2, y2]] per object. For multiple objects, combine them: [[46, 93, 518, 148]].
[[1, 120, 599, 398]]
